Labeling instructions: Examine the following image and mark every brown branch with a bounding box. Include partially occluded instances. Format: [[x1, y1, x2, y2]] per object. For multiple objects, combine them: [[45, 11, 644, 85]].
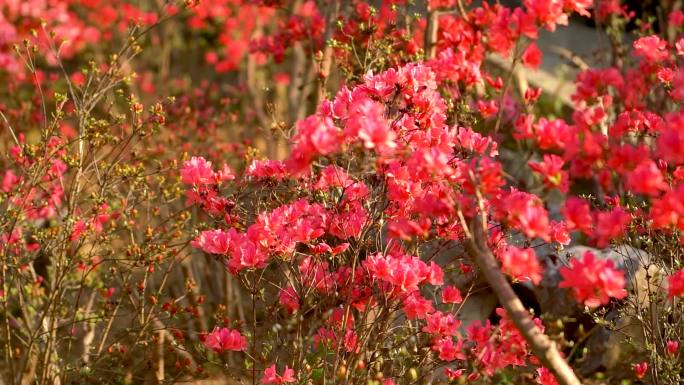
[[181, 263, 208, 335], [424, 10, 439, 60], [316, 0, 339, 105], [465, 216, 582, 385], [155, 329, 165, 383]]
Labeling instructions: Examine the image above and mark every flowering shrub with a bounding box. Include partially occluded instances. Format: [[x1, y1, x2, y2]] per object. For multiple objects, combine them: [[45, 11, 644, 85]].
[[1, 1, 683, 385]]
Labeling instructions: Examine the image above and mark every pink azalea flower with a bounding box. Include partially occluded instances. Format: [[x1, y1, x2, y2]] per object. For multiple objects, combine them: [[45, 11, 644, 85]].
[[559, 251, 627, 308], [246, 159, 288, 180], [278, 286, 300, 313], [524, 0, 568, 31], [562, 197, 593, 234], [1, 170, 20, 192], [592, 207, 631, 248], [667, 269, 684, 298], [431, 337, 466, 361], [522, 42, 542, 69], [498, 246, 542, 285], [203, 327, 247, 352], [402, 292, 434, 320], [529, 154, 568, 192], [536, 367, 558, 385], [261, 364, 296, 384], [348, 98, 396, 151], [181, 156, 215, 185], [192, 229, 232, 255], [495, 189, 551, 241], [633, 35, 668, 63], [633, 361, 648, 379], [422, 311, 460, 336], [625, 161, 667, 196], [666, 340, 679, 356], [442, 285, 463, 304]]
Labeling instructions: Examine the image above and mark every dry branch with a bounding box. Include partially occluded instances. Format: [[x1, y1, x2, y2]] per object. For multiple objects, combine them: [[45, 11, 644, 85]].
[[466, 216, 582, 385]]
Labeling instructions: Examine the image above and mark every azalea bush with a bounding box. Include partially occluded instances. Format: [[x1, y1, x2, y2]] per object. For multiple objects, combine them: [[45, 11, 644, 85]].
[[1, 0, 684, 385]]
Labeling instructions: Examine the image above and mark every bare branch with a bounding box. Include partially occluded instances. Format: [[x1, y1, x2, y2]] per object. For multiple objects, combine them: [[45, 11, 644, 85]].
[[465, 215, 582, 385]]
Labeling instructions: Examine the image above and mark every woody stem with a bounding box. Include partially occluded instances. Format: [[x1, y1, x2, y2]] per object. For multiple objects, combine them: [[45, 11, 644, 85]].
[[465, 215, 582, 385]]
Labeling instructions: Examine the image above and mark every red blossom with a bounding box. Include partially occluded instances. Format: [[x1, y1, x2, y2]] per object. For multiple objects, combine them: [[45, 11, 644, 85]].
[[536, 367, 558, 385], [524, 0, 568, 31], [181, 157, 216, 186], [495, 189, 551, 241], [278, 286, 300, 313], [592, 207, 631, 248], [667, 269, 684, 298], [633, 35, 668, 63], [529, 154, 568, 192], [522, 42, 542, 69], [431, 337, 466, 361], [402, 292, 434, 320], [667, 340, 679, 356], [261, 365, 296, 385], [422, 311, 460, 336], [625, 161, 668, 196], [441, 285, 463, 304], [203, 327, 247, 352], [497, 246, 542, 285], [559, 251, 627, 308], [633, 361, 648, 379]]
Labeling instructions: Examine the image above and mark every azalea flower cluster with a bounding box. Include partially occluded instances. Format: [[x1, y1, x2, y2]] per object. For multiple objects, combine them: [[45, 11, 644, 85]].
[[183, 48, 631, 385], [558, 251, 627, 308], [181, 0, 684, 382], [3, 0, 684, 384], [0, 0, 163, 77]]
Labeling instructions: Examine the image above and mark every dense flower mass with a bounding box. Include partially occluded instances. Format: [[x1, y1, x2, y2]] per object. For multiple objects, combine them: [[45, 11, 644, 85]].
[[497, 246, 543, 285], [2, 0, 684, 384], [558, 251, 627, 308], [363, 253, 443, 293]]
